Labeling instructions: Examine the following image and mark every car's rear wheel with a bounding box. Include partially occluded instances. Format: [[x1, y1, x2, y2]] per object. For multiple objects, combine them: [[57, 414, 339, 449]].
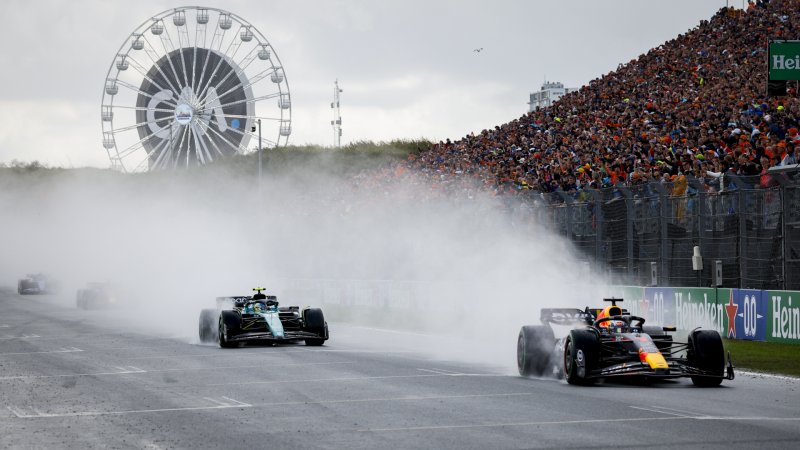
[[198, 309, 218, 343], [218, 311, 240, 348], [688, 330, 725, 387], [303, 308, 327, 346], [517, 325, 555, 377], [564, 329, 598, 385]]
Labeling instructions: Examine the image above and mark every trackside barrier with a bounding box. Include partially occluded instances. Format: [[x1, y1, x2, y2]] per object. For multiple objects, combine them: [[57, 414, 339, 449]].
[[280, 279, 799, 345], [611, 286, 799, 344]]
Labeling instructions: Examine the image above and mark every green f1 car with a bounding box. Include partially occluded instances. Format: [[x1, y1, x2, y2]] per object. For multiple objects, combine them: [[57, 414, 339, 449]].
[[198, 288, 328, 348]]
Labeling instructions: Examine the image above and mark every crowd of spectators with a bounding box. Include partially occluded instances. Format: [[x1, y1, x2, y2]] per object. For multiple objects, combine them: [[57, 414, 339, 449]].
[[385, 0, 800, 198]]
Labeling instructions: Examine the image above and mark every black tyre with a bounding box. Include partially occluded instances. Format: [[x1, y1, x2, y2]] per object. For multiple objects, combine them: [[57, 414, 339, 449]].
[[303, 308, 328, 346], [218, 311, 240, 348], [564, 329, 598, 385], [517, 325, 555, 377], [688, 330, 724, 387], [198, 309, 218, 343]]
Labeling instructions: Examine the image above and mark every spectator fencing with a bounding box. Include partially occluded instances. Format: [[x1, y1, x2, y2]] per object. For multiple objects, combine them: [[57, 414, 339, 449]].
[[525, 171, 800, 290]]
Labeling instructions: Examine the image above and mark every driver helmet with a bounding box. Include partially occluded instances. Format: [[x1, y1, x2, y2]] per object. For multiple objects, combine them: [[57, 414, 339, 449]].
[[597, 305, 624, 328]]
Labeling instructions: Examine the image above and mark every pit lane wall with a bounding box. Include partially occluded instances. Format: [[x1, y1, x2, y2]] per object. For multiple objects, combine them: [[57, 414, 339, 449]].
[[610, 287, 800, 345]]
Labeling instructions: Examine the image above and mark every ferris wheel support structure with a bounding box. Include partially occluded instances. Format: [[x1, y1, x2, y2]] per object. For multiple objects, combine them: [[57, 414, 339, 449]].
[[101, 6, 292, 172]]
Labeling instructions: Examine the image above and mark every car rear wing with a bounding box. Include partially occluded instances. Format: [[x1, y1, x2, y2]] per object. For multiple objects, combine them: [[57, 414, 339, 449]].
[[216, 295, 278, 308], [540, 308, 594, 325]]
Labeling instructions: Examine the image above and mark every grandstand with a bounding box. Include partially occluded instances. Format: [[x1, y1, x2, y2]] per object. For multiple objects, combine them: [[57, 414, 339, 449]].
[[401, 0, 800, 290], [411, 1, 799, 194]]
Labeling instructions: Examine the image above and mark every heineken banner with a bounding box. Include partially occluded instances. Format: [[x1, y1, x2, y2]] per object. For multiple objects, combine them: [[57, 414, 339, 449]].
[[622, 288, 677, 326], [765, 290, 800, 344], [612, 287, 768, 340], [768, 41, 800, 81], [724, 289, 767, 341]]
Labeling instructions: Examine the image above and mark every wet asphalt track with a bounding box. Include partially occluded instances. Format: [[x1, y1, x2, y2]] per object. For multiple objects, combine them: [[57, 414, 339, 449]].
[[1, 288, 799, 450]]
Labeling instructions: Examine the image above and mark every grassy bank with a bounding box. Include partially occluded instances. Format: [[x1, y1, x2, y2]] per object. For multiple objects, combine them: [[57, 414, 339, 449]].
[[724, 339, 800, 377], [0, 139, 431, 178]]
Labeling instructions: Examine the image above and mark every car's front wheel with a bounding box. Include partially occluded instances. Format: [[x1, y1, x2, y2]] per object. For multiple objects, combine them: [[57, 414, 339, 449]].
[[303, 308, 328, 346], [564, 329, 598, 385], [218, 311, 240, 348], [688, 330, 725, 387]]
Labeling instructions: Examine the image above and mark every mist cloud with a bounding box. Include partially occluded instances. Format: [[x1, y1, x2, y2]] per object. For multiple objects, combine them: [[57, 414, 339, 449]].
[[0, 159, 606, 370]]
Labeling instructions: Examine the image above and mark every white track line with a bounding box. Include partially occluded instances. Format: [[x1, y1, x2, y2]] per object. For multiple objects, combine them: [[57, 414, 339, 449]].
[[737, 370, 800, 382], [629, 406, 699, 418], [260, 392, 536, 408], [0, 361, 352, 381], [358, 415, 800, 432], [417, 368, 465, 376], [207, 372, 503, 387], [643, 405, 707, 417], [0, 366, 146, 380], [140, 361, 353, 374], [6, 396, 251, 418], [0, 334, 40, 340], [0, 347, 83, 356]]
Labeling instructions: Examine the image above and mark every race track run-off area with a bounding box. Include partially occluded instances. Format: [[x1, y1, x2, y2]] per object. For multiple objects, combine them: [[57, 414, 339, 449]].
[[1, 289, 799, 450]]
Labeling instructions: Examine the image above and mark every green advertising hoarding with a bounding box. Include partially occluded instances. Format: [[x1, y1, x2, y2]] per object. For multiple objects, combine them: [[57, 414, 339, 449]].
[[765, 290, 800, 344], [769, 41, 800, 81]]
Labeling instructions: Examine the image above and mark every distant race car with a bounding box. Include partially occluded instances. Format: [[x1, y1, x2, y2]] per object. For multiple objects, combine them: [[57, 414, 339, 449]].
[[76, 282, 118, 309], [17, 273, 59, 295], [517, 298, 735, 386], [198, 288, 329, 348]]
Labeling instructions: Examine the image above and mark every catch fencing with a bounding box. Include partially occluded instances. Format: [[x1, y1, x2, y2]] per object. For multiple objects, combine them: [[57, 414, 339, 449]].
[[521, 169, 800, 290]]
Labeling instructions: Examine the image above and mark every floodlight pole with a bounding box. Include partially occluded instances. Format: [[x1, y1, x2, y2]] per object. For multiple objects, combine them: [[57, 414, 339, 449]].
[[258, 118, 262, 201]]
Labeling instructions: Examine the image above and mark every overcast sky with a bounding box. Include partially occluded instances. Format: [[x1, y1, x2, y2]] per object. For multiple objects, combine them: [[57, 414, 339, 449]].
[[0, 0, 731, 168]]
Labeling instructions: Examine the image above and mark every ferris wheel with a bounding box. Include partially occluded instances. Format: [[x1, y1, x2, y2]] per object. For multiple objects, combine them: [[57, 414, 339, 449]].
[[101, 7, 291, 172]]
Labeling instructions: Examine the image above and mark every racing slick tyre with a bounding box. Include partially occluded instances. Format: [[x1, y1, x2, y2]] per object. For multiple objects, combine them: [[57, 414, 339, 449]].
[[517, 325, 555, 377], [564, 329, 599, 385], [218, 311, 241, 348], [688, 330, 725, 387], [302, 308, 328, 346], [198, 309, 218, 344]]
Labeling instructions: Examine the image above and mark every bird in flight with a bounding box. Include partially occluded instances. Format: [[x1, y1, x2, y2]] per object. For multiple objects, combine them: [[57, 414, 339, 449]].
[[473, 47, 483, 53]]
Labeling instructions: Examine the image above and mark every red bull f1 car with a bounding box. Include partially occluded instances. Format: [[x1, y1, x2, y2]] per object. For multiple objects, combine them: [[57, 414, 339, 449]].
[[517, 298, 735, 386], [198, 288, 328, 348]]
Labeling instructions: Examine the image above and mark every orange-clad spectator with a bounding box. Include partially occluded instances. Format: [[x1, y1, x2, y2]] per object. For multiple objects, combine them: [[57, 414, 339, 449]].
[[397, 0, 799, 197]]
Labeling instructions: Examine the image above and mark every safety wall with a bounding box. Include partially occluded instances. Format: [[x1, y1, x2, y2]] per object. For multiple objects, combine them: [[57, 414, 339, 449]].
[[281, 278, 800, 345], [611, 286, 799, 345]]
